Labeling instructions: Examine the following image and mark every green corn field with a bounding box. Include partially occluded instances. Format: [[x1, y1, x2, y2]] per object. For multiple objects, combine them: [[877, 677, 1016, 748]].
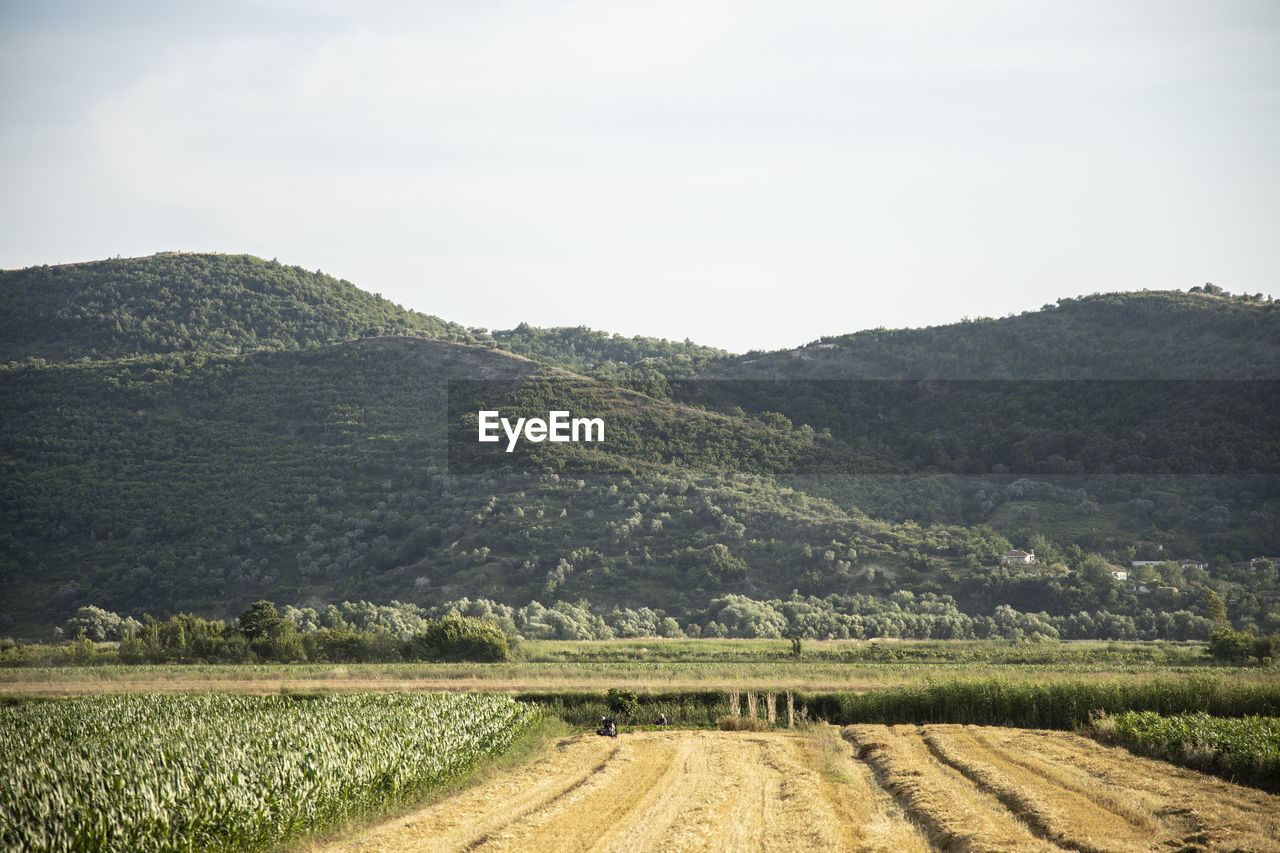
[[0, 692, 540, 852], [1105, 710, 1280, 792]]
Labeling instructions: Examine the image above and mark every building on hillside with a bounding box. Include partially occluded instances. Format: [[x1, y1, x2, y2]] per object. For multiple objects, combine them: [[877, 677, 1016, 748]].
[[1111, 569, 1129, 582], [1000, 549, 1035, 565], [1177, 559, 1208, 571]]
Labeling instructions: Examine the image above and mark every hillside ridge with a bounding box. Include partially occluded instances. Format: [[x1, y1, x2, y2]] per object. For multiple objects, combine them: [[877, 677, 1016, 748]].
[[2, 254, 1276, 639]]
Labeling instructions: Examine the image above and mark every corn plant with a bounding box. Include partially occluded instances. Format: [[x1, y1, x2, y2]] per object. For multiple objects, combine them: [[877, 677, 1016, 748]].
[[0, 692, 540, 852], [1105, 711, 1280, 792]]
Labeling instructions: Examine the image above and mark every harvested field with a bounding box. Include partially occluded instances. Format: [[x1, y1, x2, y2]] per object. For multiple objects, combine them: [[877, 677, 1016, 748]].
[[844, 724, 1280, 852], [315, 724, 1280, 852], [317, 728, 929, 853]]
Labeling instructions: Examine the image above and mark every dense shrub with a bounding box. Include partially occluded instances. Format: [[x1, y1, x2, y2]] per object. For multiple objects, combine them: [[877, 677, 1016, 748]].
[[403, 614, 510, 662], [717, 715, 769, 731], [606, 688, 639, 722]]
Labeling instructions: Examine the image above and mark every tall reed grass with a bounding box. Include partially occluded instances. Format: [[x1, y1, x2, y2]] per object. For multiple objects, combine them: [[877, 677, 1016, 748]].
[[522, 677, 1280, 731]]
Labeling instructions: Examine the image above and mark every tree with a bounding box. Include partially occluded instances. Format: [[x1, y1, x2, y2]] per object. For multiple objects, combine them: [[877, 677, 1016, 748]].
[[238, 600, 283, 641], [1202, 590, 1229, 629], [62, 605, 140, 642], [1076, 554, 1114, 588], [404, 614, 509, 662], [1208, 628, 1254, 664], [1132, 564, 1160, 585]]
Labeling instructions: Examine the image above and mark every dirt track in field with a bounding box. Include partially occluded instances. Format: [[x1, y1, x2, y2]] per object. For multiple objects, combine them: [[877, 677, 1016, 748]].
[[323, 725, 1280, 853]]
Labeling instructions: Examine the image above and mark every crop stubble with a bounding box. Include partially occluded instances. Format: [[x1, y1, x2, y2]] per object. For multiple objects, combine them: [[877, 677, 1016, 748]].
[[844, 724, 1280, 852], [330, 722, 1280, 850], [325, 723, 1280, 852], [322, 728, 928, 853]]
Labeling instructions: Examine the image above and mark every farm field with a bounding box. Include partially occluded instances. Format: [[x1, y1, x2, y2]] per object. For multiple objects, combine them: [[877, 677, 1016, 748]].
[[3, 637, 1273, 698], [0, 693, 540, 852], [315, 727, 930, 853], [317, 725, 1280, 853], [846, 724, 1280, 851], [6, 663, 1276, 701]]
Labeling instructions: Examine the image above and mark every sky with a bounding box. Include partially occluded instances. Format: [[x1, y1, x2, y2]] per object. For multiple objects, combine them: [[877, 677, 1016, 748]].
[[1, 0, 1277, 353]]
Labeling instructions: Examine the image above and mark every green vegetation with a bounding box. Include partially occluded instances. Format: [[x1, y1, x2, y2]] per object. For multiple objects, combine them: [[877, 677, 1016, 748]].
[[41, 602, 511, 665], [0, 253, 460, 363], [605, 686, 640, 722], [5, 596, 1241, 670], [489, 322, 729, 381], [0, 692, 540, 852], [719, 289, 1280, 380], [404, 613, 509, 662], [1093, 711, 1280, 792], [807, 677, 1280, 729], [15, 641, 1277, 705], [521, 677, 1280, 732], [1208, 627, 1280, 665], [2, 253, 1277, 644]]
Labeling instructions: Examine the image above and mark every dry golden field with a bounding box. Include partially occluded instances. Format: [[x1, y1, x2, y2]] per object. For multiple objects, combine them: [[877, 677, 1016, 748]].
[[312, 725, 1279, 853]]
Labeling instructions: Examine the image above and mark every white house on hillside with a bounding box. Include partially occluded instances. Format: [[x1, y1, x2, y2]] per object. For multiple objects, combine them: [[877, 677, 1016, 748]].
[[1001, 549, 1035, 565]]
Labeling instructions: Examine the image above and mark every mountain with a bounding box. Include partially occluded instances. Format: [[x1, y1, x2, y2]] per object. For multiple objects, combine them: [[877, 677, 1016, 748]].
[[0, 333, 884, 634], [1, 254, 1277, 639], [0, 253, 461, 363], [488, 323, 730, 381], [711, 289, 1279, 379]]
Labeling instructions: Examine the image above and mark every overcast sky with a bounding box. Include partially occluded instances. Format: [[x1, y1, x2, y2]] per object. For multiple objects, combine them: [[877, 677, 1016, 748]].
[[2, 1, 1277, 352]]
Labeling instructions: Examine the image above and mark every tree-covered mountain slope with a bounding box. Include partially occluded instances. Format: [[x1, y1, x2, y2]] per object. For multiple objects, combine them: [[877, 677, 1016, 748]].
[[0, 253, 462, 363], [487, 323, 730, 381], [0, 334, 938, 635], [708, 289, 1279, 379], [1, 254, 1276, 639]]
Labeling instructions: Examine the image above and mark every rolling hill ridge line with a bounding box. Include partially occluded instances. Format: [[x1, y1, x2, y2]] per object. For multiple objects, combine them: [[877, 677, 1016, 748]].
[[1, 252, 1276, 640]]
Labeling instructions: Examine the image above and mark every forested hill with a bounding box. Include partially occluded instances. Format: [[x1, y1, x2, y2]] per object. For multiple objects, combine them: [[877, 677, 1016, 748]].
[[6, 253, 1273, 380], [0, 253, 461, 363], [2, 253, 1277, 639], [710, 290, 1279, 379], [488, 323, 730, 381]]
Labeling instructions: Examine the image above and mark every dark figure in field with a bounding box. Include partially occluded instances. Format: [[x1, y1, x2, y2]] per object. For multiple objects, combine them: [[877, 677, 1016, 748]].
[[656, 713, 668, 726], [597, 716, 617, 737]]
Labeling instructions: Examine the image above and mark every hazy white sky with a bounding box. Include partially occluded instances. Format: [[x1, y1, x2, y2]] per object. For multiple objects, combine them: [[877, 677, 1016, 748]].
[[2, 1, 1277, 352]]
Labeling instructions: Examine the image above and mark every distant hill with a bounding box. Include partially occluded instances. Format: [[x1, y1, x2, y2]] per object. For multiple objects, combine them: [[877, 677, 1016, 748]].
[[488, 323, 729, 381], [1, 254, 1276, 638], [0, 253, 461, 363], [710, 290, 1279, 379]]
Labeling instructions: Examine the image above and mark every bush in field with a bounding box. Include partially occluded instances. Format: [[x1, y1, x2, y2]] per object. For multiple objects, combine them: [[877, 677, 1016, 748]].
[[1208, 628, 1256, 664], [0, 692, 539, 852], [606, 687, 639, 722], [717, 714, 769, 732], [1208, 628, 1280, 665], [404, 614, 509, 662]]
